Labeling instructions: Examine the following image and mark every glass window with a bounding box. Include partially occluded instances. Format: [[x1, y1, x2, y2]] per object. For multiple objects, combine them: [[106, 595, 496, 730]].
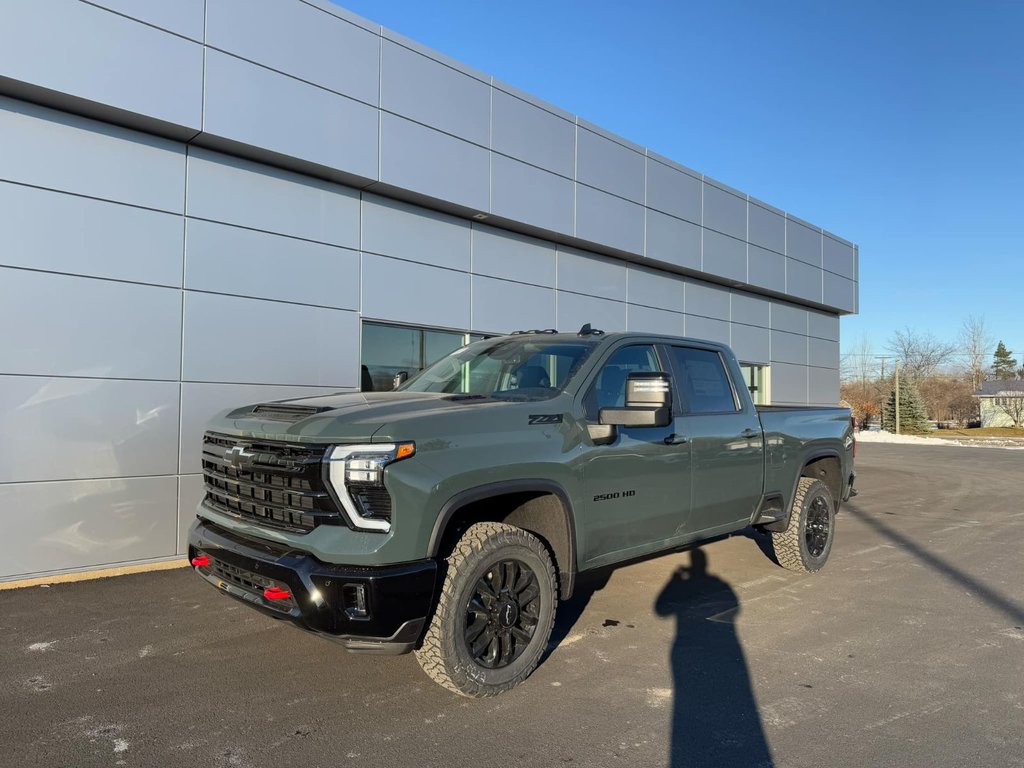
[[739, 364, 768, 405], [583, 345, 660, 420], [361, 322, 491, 392], [669, 347, 740, 414]]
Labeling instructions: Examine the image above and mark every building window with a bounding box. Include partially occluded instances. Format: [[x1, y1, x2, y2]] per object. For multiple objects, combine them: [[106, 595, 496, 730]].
[[739, 364, 769, 405], [360, 321, 485, 391]]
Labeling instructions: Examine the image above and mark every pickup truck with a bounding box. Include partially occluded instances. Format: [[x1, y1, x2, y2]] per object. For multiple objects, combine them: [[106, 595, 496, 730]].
[[188, 327, 855, 696]]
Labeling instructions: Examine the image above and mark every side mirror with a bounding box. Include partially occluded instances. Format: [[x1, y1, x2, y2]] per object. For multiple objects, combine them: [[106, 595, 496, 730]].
[[393, 371, 409, 390], [599, 371, 672, 428]]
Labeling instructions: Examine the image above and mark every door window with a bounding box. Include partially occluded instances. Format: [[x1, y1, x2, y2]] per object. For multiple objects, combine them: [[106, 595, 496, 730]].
[[583, 344, 660, 419], [668, 347, 740, 414]]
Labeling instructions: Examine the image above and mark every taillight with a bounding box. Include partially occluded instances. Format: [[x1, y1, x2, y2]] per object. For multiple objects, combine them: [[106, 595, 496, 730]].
[[191, 555, 210, 567]]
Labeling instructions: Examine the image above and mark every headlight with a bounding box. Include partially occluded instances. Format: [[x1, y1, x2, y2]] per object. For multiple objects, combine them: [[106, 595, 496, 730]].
[[326, 443, 415, 532]]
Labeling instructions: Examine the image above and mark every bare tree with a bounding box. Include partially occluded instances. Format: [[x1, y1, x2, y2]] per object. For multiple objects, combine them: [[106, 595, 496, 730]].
[[887, 327, 957, 380], [959, 315, 994, 390], [993, 389, 1024, 429], [840, 335, 877, 384]]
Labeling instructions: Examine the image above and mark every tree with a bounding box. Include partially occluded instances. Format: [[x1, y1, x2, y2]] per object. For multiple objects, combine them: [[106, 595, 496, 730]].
[[959, 315, 994, 390], [992, 341, 1018, 380], [994, 393, 1024, 429], [887, 327, 956, 380], [840, 335, 878, 385], [881, 378, 930, 433]]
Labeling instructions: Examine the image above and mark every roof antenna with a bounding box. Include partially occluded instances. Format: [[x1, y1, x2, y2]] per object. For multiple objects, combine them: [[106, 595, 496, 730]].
[[578, 323, 604, 336]]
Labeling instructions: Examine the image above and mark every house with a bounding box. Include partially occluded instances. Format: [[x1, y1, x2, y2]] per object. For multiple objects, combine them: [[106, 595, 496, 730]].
[[975, 380, 1024, 428]]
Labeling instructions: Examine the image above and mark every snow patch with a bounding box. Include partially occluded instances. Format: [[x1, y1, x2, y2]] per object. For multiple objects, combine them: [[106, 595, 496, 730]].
[[28, 641, 57, 652], [856, 430, 1024, 449]]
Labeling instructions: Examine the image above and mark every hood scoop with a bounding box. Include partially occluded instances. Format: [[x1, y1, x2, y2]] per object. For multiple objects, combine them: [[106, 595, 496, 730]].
[[250, 403, 331, 422]]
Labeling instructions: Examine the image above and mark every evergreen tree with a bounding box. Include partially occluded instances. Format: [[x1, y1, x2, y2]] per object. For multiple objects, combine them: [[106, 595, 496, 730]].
[[881, 378, 930, 433], [992, 341, 1018, 380]]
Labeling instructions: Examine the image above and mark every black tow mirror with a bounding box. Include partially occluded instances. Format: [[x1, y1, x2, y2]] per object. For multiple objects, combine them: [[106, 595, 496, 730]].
[[392, 371, 409, 390], [599, 371, 672, 428]]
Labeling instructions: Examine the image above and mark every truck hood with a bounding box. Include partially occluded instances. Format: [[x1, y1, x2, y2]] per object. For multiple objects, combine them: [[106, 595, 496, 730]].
[[206, 390, 536, 444]]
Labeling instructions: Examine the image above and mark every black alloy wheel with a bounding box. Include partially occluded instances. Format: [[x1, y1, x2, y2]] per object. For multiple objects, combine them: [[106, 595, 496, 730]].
[[463, 559, 540, 669]]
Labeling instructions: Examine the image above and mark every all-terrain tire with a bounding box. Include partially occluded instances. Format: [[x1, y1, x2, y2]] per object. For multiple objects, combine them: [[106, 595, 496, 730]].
[[771, 477, 836, 573], [415, 522, 557, 697]]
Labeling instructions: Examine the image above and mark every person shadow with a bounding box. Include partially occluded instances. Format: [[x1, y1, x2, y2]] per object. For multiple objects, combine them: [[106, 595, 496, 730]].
[[655, 549, 774, 768]]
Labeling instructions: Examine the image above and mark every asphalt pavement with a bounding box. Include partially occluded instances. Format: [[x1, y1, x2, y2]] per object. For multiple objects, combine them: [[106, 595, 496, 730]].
[[3, 443, 1023, 767]]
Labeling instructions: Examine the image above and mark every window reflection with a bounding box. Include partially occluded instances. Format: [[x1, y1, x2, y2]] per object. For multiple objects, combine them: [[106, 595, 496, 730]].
[[361, 322, 491, 392]]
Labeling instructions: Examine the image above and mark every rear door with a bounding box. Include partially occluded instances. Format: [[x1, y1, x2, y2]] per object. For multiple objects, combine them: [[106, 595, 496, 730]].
[[665, 344, 764, 535]]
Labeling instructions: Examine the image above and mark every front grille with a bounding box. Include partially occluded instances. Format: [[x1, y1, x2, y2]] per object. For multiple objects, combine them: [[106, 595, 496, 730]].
[[205, 555, 295, 612], [201, 432, 339, 533]]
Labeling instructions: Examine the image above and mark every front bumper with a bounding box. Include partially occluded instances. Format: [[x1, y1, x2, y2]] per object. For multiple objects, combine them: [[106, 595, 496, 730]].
[[188, 519, 438, 654]]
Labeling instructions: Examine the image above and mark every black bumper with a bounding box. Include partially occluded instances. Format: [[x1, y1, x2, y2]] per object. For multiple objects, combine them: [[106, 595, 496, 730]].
[[188, 519, 438, 654]]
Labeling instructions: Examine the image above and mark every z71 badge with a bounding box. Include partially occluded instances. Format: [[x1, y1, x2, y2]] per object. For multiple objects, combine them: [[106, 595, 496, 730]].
[[528, 414, 563, 425]]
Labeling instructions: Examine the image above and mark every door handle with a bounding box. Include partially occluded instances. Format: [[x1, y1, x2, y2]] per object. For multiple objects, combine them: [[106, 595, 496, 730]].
[[740, 428, 759, 439], [664, 433, 689, 445]]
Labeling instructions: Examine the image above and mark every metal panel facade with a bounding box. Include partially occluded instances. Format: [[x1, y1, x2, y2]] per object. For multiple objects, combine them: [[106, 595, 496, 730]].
[[0, 0, 856, 580]]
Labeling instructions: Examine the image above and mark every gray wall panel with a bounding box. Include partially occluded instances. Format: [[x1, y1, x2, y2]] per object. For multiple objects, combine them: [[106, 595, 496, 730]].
[[0, 476, 178, 579], [730, 292, 770, 327], [0, 0, 203, 129], [771, 362, 809, 404], [556, 292, 626, 333], [362, 253, 471, 330], [808, 310, 840, 342], [702, 229, 747, 283], [471, 276, 555, 333], [730, 323, 770, 364], [490, 154, 574, 236], [182, 292, 358, 386], [490, 90, 574, 177], [748, 202, 785, 254], [823, 235, 855, 279], [557, 249, 627, 302], [0, 269, 182, 380], [379, 114, 489, 212], [809, 337, 840, 370], [0, 182, 183, 287], [626, 304, 685, 336], [87, 0, 206, 41], [380, 40, 489, 145], [0, 375, 179, 483], [576, 128, 645, 203], [786, 258, 823, 304], [786, 218, 823, 267], [362, 194, 471, 271], [574, 185, 644, 255], [748, 244, 786, 294], [684, 282, 730, 320], [178, 474, 204, 555], [645, 158, 701, 223], [824, 272, 857, 313], [626, 265, 685, 312], [702, 182, 746, 240], [203, 51, 378, 181], [206, 0, 380, 104], [684, 314, 730, 345], [809, 367, 841, 406], [471, 226, 556, 288], [186, 148, 360, 246], [770, 302, 808, 335], [178, 382, 343, 473], [771, 330, 808, 365], [645, 210, 701, 271], [0, 97, 186, 212], [184, 219, 360, 309]]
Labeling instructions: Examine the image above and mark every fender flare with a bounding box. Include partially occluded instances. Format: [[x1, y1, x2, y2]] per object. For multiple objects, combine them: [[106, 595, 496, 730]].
[[427, 479, 579, 598]]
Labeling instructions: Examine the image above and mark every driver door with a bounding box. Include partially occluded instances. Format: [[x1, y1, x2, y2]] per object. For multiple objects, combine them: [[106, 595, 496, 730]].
[[579, 343, 693, 567]]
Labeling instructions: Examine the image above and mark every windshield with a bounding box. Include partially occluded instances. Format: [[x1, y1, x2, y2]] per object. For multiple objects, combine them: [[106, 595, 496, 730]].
[[399, 337, 598, 401]]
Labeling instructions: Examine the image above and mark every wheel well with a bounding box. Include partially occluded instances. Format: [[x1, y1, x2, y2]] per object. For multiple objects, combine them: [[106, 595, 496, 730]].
[[434, 491, 575, 599], [802, 456, 842, 510]]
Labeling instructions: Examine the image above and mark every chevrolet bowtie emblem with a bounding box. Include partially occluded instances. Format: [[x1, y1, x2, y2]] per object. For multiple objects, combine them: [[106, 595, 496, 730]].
[[224, 445, 256, 468]]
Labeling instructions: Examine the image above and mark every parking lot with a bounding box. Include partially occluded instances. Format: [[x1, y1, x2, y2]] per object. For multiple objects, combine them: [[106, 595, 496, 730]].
[[4, 442, 1023, 768]]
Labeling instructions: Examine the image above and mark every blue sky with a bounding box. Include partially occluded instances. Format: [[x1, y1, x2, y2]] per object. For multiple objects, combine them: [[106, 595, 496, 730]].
[[337, 0, 1023, 364]]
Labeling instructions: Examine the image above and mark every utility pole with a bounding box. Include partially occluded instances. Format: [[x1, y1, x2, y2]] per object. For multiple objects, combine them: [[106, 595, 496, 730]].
[[894, 358, 901, 435]]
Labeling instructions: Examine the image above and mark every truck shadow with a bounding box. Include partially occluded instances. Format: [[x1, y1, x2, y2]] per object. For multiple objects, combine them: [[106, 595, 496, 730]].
[[655, 549, 773, 768]]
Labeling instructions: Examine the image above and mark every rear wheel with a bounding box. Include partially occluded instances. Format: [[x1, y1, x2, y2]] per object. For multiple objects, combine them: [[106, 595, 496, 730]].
[[771, 477, 835, 573], [415, 522, 557, 697]]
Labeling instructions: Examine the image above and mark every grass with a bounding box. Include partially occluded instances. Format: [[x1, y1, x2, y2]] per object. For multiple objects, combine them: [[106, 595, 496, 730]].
[[920, 427, 1024, 439]]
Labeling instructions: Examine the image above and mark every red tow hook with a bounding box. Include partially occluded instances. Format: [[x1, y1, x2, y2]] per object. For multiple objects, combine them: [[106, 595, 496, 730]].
[[263, 586, 292, 601], [191, 555, 210, 567]]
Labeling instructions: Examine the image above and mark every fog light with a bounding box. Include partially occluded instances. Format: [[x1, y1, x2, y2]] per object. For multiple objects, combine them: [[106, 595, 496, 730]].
[[343, 583, 368, 618]]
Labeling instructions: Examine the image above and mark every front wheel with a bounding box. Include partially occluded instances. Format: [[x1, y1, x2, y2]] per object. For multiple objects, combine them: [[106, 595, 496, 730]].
[[771, 477, 836, 573], [415, 522, 557, 697]]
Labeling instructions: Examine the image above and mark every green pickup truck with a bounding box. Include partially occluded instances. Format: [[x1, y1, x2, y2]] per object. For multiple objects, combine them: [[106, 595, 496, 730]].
[[188, 327, 855, 696]]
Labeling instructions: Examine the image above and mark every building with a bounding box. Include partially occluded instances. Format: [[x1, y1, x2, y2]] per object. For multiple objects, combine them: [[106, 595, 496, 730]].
[[975, 381, 1024, 428], [0, 0, 859, 582]]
